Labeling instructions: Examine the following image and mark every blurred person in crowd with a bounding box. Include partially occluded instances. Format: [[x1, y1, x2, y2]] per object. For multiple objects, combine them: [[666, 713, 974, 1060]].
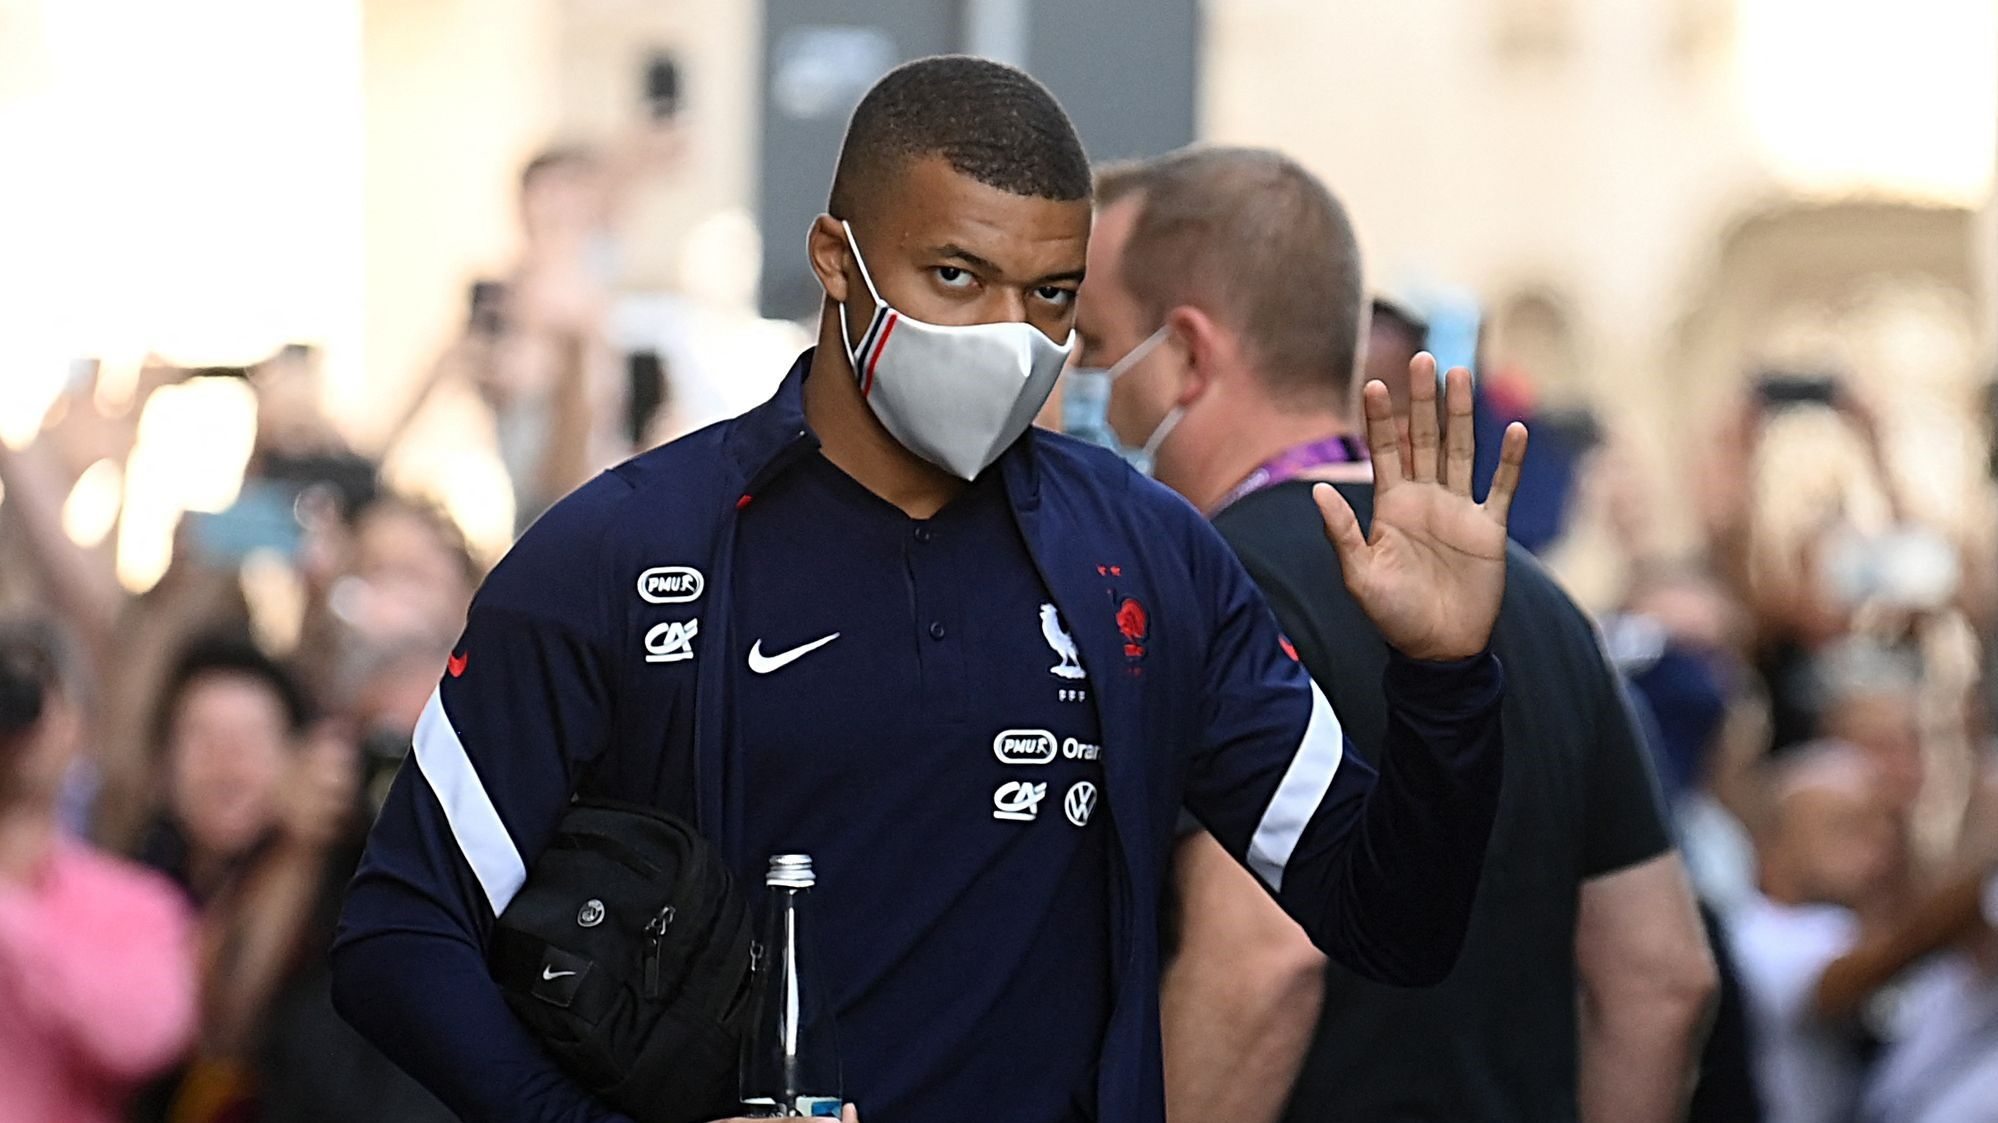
[[1604, 566, 1768, 1121], [1856, 698, 1998, 1123], [335, 494, 479, 649], [335, 57, 1527, 1123], [136, 637, 317, 900], [130, 636, 360, 1122], [1462, 315, 1595, 558], [1731, 742, 1998, 1123], [1859, 759, 1998, 1123], [392, 101, 782, 526], [1697, 375, 1952, 753], [254, 637, 456, 1123], [1072, 146, 1713, 1123], [0, 619, 197, 1123], [1610, 569, 1742, 806], [1362, 296, 1428, 410], [1858, 916, 1998, 1123], [1858, 764, 1998, 1123], [0, 359, 185, 671], [293, 492, 480, 697], [241, 344, 380, 519], [1821, 665, 1924, 822], [1609, 565, 1767, 913], [404, 147, 634, 530], [480, 148, 629, 523], [334, 638, 460, 816], [0, 350, 382, 851]]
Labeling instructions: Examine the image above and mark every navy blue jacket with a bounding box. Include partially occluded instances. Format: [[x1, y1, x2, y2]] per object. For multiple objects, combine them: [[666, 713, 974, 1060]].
[[331, 351, 1505, 1122]]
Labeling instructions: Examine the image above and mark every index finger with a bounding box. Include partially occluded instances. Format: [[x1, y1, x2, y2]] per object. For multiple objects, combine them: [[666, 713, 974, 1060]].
[[1360, 379, 1404, 491]]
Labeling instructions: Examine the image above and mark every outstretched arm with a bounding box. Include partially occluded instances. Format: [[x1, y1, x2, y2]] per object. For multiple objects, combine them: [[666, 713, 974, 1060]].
[[331, 488, 636, 1123], [1182, 356, 1524, 982]]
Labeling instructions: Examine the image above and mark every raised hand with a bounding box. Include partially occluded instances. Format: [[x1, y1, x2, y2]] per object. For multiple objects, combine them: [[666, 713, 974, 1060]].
[[1314, 353, 1527, 662]]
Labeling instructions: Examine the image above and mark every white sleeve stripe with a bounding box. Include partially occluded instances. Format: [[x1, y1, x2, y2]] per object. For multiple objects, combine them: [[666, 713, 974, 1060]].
[[410, 687, 527, 916], [1247, 681, 1346, 894]]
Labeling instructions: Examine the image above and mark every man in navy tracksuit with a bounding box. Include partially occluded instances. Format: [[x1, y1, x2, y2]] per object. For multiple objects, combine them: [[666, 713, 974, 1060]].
[[331, 57, 1528, 1123]]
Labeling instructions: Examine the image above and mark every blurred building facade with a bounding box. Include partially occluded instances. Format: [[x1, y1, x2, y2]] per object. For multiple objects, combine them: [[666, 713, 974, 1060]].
[[385, 0, 1998, 554], [1201, 0, 1996, 552], [3, 0, 1995, 557]]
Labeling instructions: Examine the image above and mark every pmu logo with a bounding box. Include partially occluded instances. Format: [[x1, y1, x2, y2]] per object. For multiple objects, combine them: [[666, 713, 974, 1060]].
[[637, 566, 704, 604], [992, 781, 1048, 822], [992, 729, 1058, 766]]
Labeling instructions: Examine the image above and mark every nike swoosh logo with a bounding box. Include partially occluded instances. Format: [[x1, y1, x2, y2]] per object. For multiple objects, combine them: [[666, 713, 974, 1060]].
[[747, 633, 841, 674], [542, 966, 577, 981]]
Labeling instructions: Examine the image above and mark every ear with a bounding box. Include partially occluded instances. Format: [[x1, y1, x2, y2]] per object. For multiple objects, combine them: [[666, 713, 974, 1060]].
[[806, 214, 852, 304], [1163, 304, 1230, 408]]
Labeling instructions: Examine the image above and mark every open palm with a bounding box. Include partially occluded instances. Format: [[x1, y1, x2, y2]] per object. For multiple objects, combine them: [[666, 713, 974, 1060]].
[[1315, 354, 1528, 662]]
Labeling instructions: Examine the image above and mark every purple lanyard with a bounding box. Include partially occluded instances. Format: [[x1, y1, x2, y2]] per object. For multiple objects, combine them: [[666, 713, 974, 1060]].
[[1211, 433, 1368, 515]]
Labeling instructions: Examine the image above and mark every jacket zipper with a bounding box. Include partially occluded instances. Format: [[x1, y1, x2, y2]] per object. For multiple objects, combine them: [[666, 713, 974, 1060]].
[[642, 904, 677, 998]]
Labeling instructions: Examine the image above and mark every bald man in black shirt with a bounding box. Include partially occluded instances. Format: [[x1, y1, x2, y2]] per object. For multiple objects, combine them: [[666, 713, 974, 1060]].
[[1069, 147, 1718, 1123]]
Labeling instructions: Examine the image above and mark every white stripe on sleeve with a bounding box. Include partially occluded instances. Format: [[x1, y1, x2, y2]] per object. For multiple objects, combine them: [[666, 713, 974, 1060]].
[[410, 687, 528, 916], [1247, 680, 1346, 894]]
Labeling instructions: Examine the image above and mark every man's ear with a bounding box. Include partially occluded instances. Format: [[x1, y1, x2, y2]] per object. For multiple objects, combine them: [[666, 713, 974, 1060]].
[[1164, 303, 1227, 408], [806, 214, 851, 305]]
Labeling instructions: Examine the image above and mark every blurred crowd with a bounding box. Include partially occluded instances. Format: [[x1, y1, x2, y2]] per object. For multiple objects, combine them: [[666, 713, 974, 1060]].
[[1482, 310, 1998, 1121], [0, 137, 692, 1122], [3, 124, 1998, 1123]]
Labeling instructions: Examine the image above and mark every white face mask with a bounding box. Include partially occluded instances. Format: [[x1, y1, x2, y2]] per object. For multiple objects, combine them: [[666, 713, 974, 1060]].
[[1063, 325, 1178, 476], [837, 222, 1075, 480]]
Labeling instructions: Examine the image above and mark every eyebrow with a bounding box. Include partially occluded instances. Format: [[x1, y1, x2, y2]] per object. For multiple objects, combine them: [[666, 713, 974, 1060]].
[[930, 243, 1087, 286]]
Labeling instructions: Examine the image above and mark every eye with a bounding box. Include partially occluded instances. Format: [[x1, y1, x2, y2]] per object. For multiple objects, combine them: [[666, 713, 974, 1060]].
[[1036, 285, 1076, 308], [935, 266, 974, 289]]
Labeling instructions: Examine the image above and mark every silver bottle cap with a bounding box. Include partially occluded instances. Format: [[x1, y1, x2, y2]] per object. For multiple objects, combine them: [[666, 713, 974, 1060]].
[[766, 853, 815, 888]]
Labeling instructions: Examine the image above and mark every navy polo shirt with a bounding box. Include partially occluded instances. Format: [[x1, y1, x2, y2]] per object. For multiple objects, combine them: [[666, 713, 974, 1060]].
[[732, 453, 1109, 1123]]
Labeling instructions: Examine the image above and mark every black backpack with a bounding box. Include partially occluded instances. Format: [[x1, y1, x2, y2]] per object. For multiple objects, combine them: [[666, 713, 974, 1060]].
[[488, 799, 758, 1123]]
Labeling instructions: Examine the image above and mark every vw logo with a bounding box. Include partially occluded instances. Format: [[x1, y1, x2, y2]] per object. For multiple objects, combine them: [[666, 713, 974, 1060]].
[[577, 898, 606, 928], [1064, 781, 1098, 828]]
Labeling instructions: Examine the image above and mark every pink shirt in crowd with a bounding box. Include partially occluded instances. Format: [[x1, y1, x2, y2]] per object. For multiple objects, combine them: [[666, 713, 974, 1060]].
[[0, 838, 197, 1123]]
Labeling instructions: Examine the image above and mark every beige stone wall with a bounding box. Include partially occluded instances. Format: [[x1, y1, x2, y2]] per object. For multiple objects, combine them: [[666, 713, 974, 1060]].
[[549, 0, 764, 294], [355, 0, 563, 442], [1202, 0, 1995, 555]]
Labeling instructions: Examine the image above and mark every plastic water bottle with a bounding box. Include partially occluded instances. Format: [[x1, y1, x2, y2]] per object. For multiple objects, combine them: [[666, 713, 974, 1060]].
[[739, 854, 843, 1118]]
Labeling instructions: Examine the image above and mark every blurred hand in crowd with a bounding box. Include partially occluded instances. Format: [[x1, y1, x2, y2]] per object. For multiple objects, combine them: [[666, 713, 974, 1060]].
[[30, 357, 182, 478], [277, 725, 359, 854]]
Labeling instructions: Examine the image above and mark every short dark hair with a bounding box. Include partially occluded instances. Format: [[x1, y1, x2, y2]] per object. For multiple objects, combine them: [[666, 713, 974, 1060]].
[[153, 634, 311, 753], [1369, 297, 1429, 355], [1097, 147, 1364, 407], [0, 619, 61, 752], [828, 55, 1091, 217]]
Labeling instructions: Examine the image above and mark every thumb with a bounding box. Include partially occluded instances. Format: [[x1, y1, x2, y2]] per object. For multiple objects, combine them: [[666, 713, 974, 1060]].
[[843, 1107, 860, 1123], [1312, 483, 1369, 581]]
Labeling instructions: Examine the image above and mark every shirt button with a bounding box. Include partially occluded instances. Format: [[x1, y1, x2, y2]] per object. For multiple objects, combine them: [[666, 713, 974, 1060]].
[[914, 525, 933, 543], [928, 621, 947, 641]]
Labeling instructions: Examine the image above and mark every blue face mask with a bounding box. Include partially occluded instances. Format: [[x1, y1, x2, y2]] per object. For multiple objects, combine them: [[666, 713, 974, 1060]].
[[1061, 325, 1176, 475]]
